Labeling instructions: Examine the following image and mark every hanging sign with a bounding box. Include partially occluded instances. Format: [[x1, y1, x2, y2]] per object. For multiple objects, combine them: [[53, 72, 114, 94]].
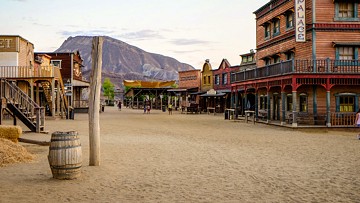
[[295, 0, 306, 42]]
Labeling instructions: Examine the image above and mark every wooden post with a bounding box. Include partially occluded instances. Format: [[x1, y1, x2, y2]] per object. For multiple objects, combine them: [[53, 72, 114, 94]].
[[89, 36, 103, 166]]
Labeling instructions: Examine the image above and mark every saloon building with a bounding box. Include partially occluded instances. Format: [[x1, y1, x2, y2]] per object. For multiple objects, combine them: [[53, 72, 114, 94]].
[[231, 0, 360, 127]]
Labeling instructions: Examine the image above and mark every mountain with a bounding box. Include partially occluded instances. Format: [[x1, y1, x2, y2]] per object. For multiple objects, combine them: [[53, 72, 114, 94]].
[[55, 36, 195, 90]]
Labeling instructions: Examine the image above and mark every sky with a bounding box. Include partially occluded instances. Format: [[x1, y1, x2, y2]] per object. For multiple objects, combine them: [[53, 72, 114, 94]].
[[2, 0, 270, 69]]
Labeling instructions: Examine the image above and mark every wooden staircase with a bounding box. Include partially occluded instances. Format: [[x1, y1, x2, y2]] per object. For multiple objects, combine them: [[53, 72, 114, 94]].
[[1, 79, 45, 132], [40, 81, 53, 115], [40, 77, 68, 117]]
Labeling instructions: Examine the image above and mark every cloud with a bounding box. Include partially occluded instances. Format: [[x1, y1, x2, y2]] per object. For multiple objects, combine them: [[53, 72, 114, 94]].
[[171, 39, 211, 46], [117, 30, 163, 41], [171, 50, 201, 54], [58, 30, 115, 37]]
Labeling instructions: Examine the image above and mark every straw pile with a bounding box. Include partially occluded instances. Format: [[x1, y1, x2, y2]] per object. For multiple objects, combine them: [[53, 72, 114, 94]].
[[0, 138, 34, 167], [0, 125, 22, 143]]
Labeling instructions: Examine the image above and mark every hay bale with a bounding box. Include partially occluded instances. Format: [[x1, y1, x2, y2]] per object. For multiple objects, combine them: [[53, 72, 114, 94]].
[[0, 138, 34, 167], [0, 125, 22, 143]]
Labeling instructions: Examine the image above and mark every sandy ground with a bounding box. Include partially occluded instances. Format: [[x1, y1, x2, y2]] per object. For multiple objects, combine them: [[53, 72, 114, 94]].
[[0, 106, 359, 203]]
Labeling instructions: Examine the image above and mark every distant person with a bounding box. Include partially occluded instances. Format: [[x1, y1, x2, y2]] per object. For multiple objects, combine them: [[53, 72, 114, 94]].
[[143, 105, 147, 114], [355, 109, 360, 140], [168, 103, 173, 115], [118, 100, 122, 111], [147, 105, 151, 114]]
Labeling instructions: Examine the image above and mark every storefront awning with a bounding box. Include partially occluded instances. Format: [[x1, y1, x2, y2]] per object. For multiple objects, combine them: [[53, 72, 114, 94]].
[[200, 93, 226, 97]]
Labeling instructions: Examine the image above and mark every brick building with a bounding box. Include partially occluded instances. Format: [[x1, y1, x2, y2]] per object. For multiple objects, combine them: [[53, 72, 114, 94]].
[[231, 0, 360, 127]]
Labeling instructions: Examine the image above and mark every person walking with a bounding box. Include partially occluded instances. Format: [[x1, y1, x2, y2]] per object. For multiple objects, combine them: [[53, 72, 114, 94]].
[[118, 100, 122, 111], [168, 103, 173, 115], [355, 109, 360, 139]]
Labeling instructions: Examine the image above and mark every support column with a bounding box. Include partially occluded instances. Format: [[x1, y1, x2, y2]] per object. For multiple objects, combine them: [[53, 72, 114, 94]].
[[292, 91, 298, 127], [235, 91, 239, 119], [326, 90, 331, 127], [281, 91, 286, 125], [36, 82, 40, 105], [266, 91, 271, 123], [137, 97, 139, 109], [230, 91, 234, 109], [255, 92, 259, 120], [51, 79, 56, 117], [56, 81, 60, 116], [30, 79, 34, 115]]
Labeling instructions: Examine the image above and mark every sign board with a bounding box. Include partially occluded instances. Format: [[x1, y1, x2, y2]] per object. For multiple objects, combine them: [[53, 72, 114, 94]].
[[295, 0, 306, 42], [207, 89, 216, 95], [65, 91, 72, 96], [0, 36, 18, 52]]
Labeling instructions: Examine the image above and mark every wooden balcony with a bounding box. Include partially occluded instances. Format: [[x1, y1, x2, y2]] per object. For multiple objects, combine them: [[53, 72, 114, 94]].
[[0, 65, 58, 79], [231, 59, 360, 83]]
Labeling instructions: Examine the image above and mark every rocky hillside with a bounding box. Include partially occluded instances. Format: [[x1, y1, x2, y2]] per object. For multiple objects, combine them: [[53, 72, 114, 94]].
[[55, 36, 194, 89]]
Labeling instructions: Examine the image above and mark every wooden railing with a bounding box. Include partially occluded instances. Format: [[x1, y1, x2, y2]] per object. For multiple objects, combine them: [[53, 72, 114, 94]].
[[1, 79, 45, 132], [232, 59, 360, 83], [330, 112, 356, 127], [0, 65, 55, 78]]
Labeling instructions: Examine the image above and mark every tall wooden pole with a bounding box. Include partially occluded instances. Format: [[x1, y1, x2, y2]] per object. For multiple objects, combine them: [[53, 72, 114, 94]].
[[89, 36, 103, 166]]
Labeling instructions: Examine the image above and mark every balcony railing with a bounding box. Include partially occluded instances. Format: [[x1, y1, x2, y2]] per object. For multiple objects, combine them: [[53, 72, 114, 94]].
[[0, 65, 58, 78], [232, 59, 360, 83]]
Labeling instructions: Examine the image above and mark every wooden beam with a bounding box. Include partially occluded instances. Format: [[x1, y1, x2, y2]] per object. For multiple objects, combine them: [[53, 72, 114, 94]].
[[89, 36, 103, 166]]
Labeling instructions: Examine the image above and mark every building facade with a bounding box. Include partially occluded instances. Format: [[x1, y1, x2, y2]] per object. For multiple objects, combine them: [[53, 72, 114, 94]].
[[41, 51, 89, 111], [232, 0, 360, 127]]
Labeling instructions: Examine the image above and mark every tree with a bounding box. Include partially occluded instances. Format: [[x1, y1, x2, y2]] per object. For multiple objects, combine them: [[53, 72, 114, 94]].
[[102, 78, 115, 100]]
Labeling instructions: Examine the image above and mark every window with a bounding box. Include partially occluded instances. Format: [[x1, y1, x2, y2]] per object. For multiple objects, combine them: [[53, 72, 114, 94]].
[[273, 18, 280, 36], [339, 95, 354, 112], [335, 3, 358, 21], [286, 52, 295, 60], [339, 3, 354, 18], [273, 55, 280, 63], [203, 76, 206, 84], [215, 75, 220, 85], [260, 95, 267, 110], [242, 57, 248, 63], [338, 47, 354, 60], [207, 76, 210, 84], [286, 12, 294, 29], [248, 55, 253, 62], [222, 73, 227, 85], [51, 60, 62, 68], [299, 93, 307, 112], [286, 94, 292, 111], [264, 23, 271, 39], [265, 58, 271, 65]]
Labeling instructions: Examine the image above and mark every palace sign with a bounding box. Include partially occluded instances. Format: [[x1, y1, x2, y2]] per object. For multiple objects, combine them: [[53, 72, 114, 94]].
[[295, 0, 306, 42]]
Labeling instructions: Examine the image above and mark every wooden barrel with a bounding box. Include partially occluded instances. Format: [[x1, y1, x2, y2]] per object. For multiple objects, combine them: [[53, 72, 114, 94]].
[[48, 131, 82, 180]]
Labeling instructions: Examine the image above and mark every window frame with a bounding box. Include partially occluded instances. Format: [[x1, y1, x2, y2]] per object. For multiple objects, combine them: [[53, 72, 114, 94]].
[[286, 12, 294, 29], [50, 60, 62, 68], [335, 93, 358, 112], [272, 18, 280, 37], [214, 75, 220, 85], [334, 2, 359, 22], [222, 73, 227, 85], [264, 23, 271, 39]]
